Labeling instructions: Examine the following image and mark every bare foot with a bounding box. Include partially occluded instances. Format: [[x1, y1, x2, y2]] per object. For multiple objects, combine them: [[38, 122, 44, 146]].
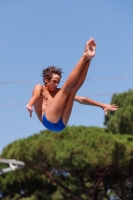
[[84, 38, 96, 60]]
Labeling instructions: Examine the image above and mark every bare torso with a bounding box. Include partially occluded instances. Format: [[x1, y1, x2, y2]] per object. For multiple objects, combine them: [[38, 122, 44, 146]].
[[34, 85, 60, 122]]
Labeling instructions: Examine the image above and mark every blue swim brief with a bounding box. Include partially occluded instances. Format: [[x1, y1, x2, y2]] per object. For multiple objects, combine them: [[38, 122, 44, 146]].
[[42, 113, 66, 132]]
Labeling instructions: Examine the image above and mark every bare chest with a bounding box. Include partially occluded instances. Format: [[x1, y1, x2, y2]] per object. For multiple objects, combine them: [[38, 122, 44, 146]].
[[41, 89, 57, 108], [34, 87, 60, 117]]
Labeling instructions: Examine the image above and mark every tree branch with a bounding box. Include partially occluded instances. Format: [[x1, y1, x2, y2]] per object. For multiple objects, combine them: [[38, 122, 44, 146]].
[[34, 165, 83, 200]]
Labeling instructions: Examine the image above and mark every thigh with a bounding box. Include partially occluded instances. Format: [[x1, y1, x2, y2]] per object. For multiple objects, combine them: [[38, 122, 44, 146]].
[[61, 90, 76, 125], [46, 87, 69, 123]]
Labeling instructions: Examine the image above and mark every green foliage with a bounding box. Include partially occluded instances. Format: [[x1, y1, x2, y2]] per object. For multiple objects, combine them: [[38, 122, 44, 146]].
[[104, 89, 133, 134], [1, 126, 133, 199]]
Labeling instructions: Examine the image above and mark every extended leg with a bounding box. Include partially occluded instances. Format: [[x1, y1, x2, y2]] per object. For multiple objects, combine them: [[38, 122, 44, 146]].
[[46, 39, 96, 123], [62, 59, 91, 125]]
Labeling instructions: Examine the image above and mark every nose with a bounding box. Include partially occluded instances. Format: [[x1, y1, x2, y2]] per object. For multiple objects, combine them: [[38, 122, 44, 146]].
[[54, 82, 59, 86]]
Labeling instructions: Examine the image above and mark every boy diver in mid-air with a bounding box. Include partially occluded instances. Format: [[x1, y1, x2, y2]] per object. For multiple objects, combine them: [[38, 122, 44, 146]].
[[26, 38, 118, 132]]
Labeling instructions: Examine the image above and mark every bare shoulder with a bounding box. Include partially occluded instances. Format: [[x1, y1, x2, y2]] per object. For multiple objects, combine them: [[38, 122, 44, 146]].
[[32, 84, 43, 96], [74, 95, 79, 100], [33, 84, 43, 90]]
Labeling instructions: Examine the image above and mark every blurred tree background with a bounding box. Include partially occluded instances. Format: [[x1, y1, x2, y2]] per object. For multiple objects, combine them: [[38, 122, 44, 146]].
[[104, 89, 133, 134], [1, 90, 133, 200]]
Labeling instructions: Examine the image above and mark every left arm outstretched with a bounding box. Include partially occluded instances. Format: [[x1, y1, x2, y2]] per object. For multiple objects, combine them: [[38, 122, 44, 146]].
[[74, 96, 118, 115]]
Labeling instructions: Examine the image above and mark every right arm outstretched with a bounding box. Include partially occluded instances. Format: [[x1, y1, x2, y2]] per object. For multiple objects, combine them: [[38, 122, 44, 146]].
[[26, 84, 43, 117]]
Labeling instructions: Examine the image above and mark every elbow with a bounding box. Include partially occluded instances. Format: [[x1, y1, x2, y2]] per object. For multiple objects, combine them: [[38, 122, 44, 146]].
[[80, 96, 89, 104]]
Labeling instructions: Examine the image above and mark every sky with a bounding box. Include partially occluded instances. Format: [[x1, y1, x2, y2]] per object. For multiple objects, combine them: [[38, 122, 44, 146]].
[[0, 1, 133, 154]]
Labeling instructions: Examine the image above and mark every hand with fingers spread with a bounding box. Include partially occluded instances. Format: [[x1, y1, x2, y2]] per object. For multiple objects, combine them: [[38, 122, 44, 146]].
[[84, 38, 96, 60], [102, 104, 118, 115], [26, 104, 34, 117], [74, 96, 118, 115]]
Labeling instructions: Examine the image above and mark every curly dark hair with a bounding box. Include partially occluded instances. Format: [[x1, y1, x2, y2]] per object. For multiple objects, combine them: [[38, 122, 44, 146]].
[[42, 66, 63, 83]]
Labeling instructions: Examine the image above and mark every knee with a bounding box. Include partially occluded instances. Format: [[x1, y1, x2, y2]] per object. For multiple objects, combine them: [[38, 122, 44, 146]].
[[61, 83, 71, 94]]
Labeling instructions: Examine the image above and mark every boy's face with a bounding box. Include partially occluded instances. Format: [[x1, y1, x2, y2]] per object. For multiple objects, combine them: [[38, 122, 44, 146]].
[[45, 73, 61, 91]]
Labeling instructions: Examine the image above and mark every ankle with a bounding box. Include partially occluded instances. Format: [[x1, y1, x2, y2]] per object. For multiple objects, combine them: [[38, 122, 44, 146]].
[[82, 52, 91, 61]]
